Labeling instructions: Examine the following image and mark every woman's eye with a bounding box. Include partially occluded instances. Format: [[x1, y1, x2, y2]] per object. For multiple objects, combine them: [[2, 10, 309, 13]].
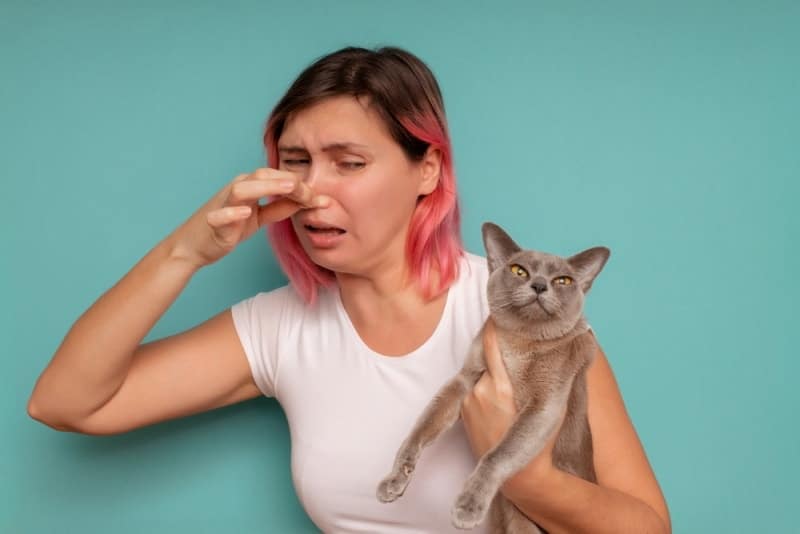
[[339, 161, 365, 170], [509, 264, 529, 278], [282, 159, 309, 166], [553, 276, 574, 286]]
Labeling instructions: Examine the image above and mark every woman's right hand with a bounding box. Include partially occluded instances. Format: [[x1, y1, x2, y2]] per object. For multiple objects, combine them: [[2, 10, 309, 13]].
[[168, 167, 329, 269]]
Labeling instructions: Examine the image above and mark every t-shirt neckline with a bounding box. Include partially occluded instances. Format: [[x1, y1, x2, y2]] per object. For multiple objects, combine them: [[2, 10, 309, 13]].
[[332, 275, 457, 366]]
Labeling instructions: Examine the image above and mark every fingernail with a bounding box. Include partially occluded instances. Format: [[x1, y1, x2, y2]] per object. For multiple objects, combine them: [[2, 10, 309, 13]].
[[313, 195, 331, 207], [279, 180, 295, 190]]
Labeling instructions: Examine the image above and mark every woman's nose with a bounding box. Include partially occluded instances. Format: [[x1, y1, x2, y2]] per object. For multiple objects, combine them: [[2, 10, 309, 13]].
[[303, 161, 330, 193]]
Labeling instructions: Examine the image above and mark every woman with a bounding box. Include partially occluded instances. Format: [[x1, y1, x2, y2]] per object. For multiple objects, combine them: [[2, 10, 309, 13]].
[[28, 46, 670, 533]]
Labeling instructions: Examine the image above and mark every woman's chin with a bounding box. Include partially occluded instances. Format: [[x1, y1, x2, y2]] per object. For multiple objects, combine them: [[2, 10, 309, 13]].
[[301, 245, 346, 272]]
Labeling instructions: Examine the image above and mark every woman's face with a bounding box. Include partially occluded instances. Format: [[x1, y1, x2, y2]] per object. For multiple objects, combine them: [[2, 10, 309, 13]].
[[278, 95, 440, 277]]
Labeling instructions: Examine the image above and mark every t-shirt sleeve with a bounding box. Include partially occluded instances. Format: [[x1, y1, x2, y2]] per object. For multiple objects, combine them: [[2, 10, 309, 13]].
[[229, 287, 288, 398]]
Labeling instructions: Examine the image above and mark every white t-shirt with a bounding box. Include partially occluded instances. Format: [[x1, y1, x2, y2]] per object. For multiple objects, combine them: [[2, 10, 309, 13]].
[[231, 251, 493, 534]]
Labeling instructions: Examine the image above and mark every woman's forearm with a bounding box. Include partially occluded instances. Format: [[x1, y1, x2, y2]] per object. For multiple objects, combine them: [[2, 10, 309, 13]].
[[503, 467, 670, 534]]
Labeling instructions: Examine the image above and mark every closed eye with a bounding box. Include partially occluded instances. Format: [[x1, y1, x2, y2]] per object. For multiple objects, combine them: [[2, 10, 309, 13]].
[[338, 161, 365, 170], [282, 159, 309, 166]]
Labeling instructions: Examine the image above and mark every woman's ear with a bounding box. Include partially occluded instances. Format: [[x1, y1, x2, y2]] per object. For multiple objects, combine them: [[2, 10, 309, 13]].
[[417, 146, 442, 196]]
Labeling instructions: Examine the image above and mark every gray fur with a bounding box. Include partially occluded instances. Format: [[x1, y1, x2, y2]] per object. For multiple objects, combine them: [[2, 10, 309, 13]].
[[376, 222, 610, 532]]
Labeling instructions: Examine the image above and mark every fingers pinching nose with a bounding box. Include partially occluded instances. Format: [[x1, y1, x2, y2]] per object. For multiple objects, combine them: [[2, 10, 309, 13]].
[[312, 195, 331, 208]]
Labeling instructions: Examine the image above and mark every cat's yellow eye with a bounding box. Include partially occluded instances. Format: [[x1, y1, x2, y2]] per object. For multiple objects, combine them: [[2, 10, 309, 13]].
[[510, 264, 529, 278], [553, 276, 574, 286]]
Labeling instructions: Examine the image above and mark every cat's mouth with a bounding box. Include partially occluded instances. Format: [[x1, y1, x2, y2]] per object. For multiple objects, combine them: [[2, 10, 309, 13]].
[[528, 297, 554, 317]]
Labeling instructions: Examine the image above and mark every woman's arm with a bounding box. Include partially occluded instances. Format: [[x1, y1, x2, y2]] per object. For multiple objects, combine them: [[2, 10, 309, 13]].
[[461, 323, 671, 534]]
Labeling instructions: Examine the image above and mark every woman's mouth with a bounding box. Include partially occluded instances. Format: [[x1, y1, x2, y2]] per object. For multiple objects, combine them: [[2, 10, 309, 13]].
[[304, 224, 346, 235], [302, 224, 347, 248]]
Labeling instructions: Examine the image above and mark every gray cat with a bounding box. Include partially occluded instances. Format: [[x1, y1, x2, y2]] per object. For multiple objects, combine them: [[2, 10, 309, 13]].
[[376, 222, 610, 533]]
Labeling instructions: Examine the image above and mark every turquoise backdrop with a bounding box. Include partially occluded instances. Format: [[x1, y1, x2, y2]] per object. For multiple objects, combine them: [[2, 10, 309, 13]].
[[3, 1, 798, 532]]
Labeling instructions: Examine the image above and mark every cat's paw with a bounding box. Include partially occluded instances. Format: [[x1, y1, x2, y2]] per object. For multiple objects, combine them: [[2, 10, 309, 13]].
[[376, 468, 412, 503], [451, 491, 489, 529]]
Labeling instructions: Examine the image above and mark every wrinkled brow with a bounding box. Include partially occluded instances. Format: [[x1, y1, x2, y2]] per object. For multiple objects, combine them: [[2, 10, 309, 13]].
[[278, 142, 370, 154]]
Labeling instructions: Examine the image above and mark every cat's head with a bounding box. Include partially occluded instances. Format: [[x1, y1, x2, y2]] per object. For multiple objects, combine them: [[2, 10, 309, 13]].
[[482, 222, 610, 339]]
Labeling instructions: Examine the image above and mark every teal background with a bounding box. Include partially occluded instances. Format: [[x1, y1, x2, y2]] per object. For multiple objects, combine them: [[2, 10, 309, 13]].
[[3, 1, 798, 532]]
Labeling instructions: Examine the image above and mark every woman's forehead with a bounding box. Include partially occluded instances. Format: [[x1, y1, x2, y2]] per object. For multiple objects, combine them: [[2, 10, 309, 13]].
[[279, 96, 389, 149]]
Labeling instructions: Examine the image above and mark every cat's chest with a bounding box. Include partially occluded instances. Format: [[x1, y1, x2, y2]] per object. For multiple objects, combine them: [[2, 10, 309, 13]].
[[496, 333, 593, 410], [502, 353, 552, 387], [498, 347, 575, 408]]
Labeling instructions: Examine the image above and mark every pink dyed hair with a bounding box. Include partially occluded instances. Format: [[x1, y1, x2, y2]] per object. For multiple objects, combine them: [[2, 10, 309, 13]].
[[263, 46, 464, 306]]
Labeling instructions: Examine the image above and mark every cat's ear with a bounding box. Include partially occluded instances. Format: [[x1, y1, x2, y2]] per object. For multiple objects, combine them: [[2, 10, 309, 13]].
[[482, 222, 522, 272], [566, 247, 611, 293]]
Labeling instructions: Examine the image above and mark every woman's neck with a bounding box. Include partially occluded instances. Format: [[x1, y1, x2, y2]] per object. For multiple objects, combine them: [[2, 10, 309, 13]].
[[335, 259, 442, 326], [334, 259, 448, 356]]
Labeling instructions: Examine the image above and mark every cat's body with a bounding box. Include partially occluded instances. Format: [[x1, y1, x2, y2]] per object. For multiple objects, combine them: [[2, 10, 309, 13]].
[[377, 222, 610, 533], [455, 319, 597, 533]]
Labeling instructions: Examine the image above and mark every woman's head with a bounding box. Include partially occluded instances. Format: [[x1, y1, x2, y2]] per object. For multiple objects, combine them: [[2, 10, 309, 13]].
[[264, 46, 463, 305]]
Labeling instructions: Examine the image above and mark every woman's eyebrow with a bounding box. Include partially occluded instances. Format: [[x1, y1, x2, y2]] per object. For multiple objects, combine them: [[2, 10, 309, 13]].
[[278, 142, 370, 154], [320, 142, 370, 153], [277, 146, 308, 155]]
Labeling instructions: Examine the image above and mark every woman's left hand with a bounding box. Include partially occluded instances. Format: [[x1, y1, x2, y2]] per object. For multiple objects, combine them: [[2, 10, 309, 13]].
[[460, 318, 565, 495]]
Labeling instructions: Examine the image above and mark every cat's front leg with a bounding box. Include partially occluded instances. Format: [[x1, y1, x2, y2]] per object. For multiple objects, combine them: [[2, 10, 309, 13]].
[[451, 387, 571, 530], [377, 374, 473, 503]]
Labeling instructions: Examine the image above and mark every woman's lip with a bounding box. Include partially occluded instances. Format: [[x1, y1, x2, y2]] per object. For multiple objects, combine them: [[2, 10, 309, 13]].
[[303, 226, 347, 248], [304, 224, 345, 232]]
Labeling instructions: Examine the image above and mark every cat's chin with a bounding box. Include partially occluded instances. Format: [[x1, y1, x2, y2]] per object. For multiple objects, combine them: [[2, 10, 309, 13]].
[[494, 312, 549, 334], [526, 298, 554, 317], [507, 297, 556, 323]]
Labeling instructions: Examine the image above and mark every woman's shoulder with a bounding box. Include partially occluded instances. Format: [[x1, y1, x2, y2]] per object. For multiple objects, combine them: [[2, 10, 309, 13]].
[[462, 250, 487, 269], [459, 250, 489, 285], [233, 283, 320, 319], [451, 250, 490, 312], [239, 283, 293, 308]]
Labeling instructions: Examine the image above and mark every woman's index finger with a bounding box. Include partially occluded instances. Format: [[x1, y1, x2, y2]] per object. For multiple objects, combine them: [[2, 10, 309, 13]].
[[481, 317, 507, 379]]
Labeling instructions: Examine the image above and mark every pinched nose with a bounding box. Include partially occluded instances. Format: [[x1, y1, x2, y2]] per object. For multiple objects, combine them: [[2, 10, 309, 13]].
[[531, 277, 548, 294]]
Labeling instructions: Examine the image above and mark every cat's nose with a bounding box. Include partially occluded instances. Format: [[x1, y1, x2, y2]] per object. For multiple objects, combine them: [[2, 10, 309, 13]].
[[531, 279, 548, 294]]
